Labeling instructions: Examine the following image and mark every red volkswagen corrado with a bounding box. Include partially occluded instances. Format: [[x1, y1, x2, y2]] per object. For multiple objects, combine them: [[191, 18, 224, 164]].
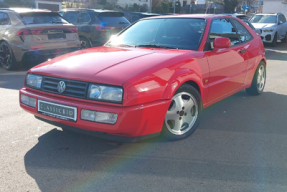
[[19, 15, 266, 142]]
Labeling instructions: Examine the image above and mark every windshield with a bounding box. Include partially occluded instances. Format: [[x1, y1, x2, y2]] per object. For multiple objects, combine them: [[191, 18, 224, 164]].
[[250, 15, 277, 24], [106, 18, 205, 51], [20, 12, 68, 25]]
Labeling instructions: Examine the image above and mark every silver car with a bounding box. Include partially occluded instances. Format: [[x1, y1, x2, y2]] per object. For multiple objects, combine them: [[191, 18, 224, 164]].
[[0, 8, 81, 70], [250, 13, 287, 46]]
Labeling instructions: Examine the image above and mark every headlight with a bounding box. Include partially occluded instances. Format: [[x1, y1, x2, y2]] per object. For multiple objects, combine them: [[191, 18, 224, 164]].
[[88, 84, 123, 103], [263, 29, 274, 32], [26, 74, 42, 89]]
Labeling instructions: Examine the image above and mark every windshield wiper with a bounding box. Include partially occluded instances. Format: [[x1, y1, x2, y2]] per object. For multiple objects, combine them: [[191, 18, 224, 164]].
[[136, 44, 178, 49]]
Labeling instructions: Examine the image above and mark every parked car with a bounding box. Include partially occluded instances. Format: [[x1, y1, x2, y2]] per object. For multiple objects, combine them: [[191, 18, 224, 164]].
[[220, 14, 261, 34], [0, 8, 81, 70], [250, 13, 287, 46], [20, 15, 266, 142], [59, 9, 130, 49], [124, 12, 160, 23], [220, 13, 250, 20]]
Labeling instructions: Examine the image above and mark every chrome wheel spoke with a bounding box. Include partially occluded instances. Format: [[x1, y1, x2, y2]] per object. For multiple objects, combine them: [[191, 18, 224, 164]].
[[173, 118, 184, 132], [184, 98, 195, 113], [165, 110, 178, 121], [174, 95, 184, 111]]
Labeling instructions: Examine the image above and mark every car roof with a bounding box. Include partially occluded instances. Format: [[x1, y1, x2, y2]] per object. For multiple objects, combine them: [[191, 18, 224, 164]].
[[0, 8, 51, 13], [141, 14, 235, 20], [124, 12, 160, 16], [60, 8, 122, 13], [255, 13, 279, 15]]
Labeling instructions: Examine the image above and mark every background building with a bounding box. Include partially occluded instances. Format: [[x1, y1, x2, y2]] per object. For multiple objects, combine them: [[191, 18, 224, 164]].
[[263, 0, 287, 17], [35, 0, 63, 11]]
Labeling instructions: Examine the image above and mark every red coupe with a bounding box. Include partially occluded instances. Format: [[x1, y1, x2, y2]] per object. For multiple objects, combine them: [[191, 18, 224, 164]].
[[20, 14, 266, 142]]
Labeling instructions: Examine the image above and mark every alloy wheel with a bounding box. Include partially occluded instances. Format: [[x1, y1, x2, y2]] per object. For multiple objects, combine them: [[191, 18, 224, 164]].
[[257, 65, 266, 92], [0, 43, 13, 69], [164, 92, 198, 135]]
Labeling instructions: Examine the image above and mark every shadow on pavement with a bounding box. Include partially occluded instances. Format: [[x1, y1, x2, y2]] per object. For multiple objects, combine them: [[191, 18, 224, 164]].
[[24, 91, 287, 191], [0, 68, 26, 90], [264, 42, 287, 61], [0, 62, 37, 90]]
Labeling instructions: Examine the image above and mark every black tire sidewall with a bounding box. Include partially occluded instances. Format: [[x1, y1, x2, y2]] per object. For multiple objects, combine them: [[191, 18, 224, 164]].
[[80, 37, 91, 49], [161, 84, 202, 141], [272, 33, 277, 46], [0, 41, 16, 70], [282, 33, 287, 43]]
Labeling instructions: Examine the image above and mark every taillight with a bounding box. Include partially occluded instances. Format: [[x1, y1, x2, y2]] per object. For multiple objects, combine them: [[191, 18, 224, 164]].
[[16, 29, 32, 36], [16, 29, 44, 35], [31, 30, 44, 35], [68, 27, 78, 33]]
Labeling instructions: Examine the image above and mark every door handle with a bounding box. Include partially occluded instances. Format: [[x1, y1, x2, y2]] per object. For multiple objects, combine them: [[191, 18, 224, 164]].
[[239, 49, 247, 54]]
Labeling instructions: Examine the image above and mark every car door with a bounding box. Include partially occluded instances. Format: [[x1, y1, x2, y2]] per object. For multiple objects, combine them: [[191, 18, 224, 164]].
[[278, 14, 287, 38], [204, 18, 249, 103], [79, 12, 92, 36], [277, 14, 284, 39]]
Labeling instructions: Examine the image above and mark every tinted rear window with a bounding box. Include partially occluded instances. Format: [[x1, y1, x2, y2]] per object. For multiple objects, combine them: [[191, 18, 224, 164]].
[[19, 12, 68, 25], [97, 12, 130, 26]]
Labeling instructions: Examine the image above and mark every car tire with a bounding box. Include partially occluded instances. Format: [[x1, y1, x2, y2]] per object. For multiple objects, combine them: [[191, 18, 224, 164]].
[[282, 32, 287, 43], [80, 36, 91, 49], [162, 84, 202, 141], [245, 61, 266, 96], [0, 41, 19, 70], [271, 33, 277, 47]]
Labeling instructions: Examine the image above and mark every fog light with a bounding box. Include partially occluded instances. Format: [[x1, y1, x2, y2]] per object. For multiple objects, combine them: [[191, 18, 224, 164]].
[[21, 94, 36, 108], [95, 111, 118, 124], [81, 109, 96, 122], [81, 109, 118, 124]]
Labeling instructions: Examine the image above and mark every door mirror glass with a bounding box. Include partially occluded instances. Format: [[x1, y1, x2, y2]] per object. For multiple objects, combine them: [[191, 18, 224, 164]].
[[213, 37, 231, 51]]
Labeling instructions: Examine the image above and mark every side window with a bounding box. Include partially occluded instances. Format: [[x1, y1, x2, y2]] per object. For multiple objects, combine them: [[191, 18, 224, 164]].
[[80, 12, 91, 23], [279, 15, 286, 23], [208, 18, 239, 49], [0, 12, 10, 25], [282, 15, 287, 23], [232, 19, 253, 43], [63, 11, 78, 24]]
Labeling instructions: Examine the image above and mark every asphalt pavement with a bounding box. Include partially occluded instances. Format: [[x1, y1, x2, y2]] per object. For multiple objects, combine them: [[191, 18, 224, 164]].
[[1, 43, 287, 192]]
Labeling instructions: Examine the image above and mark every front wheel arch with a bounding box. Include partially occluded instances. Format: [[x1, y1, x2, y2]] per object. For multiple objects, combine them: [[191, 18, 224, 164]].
[[161, 70, 203, 100]]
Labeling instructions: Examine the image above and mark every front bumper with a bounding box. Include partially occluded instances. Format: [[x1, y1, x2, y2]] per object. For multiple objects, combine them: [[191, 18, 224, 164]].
[[260, 30, 276, 43], [19, 88, 170, 140]]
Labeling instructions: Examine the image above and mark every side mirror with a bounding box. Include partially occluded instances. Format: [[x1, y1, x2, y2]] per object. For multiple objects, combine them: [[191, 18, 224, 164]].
[[278, 21, 283, 25], [213, 37, 231, 52]]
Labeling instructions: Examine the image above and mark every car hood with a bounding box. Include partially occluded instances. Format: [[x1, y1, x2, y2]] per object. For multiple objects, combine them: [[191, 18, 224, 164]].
[[30, 46, 191, 86], [252, 23, 277, 29]]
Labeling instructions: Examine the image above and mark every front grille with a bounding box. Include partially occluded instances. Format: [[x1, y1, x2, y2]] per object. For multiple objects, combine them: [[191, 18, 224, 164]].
[[42, 76, 88, 99], [265, 35, 271, 41]]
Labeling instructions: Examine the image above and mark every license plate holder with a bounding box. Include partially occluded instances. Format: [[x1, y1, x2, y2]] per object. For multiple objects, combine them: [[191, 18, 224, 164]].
[[38, 100, 77, 122], [48, 34, 66, 40]]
